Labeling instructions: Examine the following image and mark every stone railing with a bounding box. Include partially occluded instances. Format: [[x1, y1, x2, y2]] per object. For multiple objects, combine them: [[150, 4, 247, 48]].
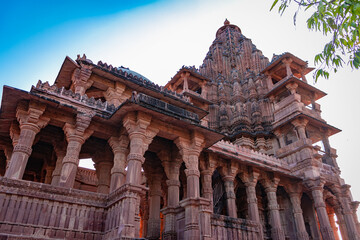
[[32, 80, 116, 115], [209, 140, 289, 171], [211, 214, 261, 239], [76, 167, 98, 186], [0, 177, 107, 239], [131, 92, 200, 123], [302, 103, 322, 120], [274, 94, 303, 123], [276, 139, 314, 166], [0, 178, 149, 239]]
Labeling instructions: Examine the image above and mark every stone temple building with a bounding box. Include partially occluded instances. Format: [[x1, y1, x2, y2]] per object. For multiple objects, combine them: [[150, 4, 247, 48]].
[[0, 20, 359, 240]]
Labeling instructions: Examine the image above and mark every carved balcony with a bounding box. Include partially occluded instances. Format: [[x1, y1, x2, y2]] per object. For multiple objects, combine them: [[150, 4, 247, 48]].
[[273, 93, 322, 127]]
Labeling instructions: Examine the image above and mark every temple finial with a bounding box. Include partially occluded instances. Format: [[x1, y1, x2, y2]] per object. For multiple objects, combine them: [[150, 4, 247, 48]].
[[224, 18, 230, 25]]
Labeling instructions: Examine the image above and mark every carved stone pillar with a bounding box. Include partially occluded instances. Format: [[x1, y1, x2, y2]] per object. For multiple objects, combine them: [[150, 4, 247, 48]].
[[305, 179, 335, 240], [160, 150, 182, 240], [120, 112, 158, 239], [123, 112, 158, 185], [292, 118, 309, 140], [200, 169, 213, 203], [175, 132, 205, 240], [147, 174, 162, 240], [51, 140, 66, 186], [5, 102, 49, 179], [58, 113, 93, 188], [274, 129, 286, 148], [240, 169, 263, 238], [220, 163, 238, 218], [287, 185, 309, 240], [44, 165, 55, 184], [262, 176, 285, 240], [108, 134, 129, 192], [282, 58, 293, 77], [339, 185, 360, 239], [95, 160, 112, 194]]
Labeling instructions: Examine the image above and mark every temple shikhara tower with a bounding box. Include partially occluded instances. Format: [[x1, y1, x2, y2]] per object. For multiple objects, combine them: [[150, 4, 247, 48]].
[[0, 20, 359, 240]]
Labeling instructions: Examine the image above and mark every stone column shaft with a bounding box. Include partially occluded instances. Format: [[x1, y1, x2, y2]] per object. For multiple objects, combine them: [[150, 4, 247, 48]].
[[341, 197, 360, 239], [223, 176, 237, 218], [147, 175, 162, 239], [5, 124, 38, 179], [265, 187, 286, 240], [6, 102, 49, 179], [126, 132, 146, 185], [201, 170, 213, 205], [44, 166, 55, 184], [108, 135, 128, 192], [289, 193, 309, 240], [59, 136, 84, 188], [51, 144, 66, 186], [95, 161, 112, 194], [241, 170, 264, 240], [161, 156, 181, 240], [311, 188, 336, 240]]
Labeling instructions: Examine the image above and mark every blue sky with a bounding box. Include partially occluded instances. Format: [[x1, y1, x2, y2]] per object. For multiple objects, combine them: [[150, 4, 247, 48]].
[[1, 0, 360, 220]]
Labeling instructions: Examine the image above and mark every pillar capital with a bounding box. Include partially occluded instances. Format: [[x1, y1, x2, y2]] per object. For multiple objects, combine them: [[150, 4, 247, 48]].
[[273, 128, 284, 138], [108, 134, 129, 153], [184, 169, 200, 178], [304, 178, 325, 191], [58, 112, 93, 188], [108, 133, 129, 192], [174, 133, 204, 170], [63, 112, 94, 141], [71, 65, 93, 95], [291, 118, 309, 129], [16, 101, 50, 132], [104, 82, 129, 107], [9, 122, 20, 147], [261, 174, 280, 191], [166, 179, 180, 187], [285, 82, 298, 94], [240, 169, 260, 186]]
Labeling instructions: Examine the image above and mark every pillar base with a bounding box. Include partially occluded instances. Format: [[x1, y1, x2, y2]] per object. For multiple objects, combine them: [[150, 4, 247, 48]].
[[107, 183, 148, 239], [161, 206, 183, 240], [180, 197, 212, 240]]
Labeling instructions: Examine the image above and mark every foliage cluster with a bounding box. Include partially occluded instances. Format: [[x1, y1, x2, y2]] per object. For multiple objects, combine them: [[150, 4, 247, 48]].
[[271, 0, 360, 81]]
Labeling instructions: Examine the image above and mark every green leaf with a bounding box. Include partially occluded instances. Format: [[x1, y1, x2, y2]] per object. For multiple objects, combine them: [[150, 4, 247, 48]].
[[270, 0, 279, 11]]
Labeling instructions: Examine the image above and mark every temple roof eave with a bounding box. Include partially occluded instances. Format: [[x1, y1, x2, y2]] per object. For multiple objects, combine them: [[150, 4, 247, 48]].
[[265, 76, 327, 101], [54, 56, 80, 89], [261, 52, 310, 74], [0, 86, 223, 148], [272, 112, 341, 137], [165, 67, 211, 88]]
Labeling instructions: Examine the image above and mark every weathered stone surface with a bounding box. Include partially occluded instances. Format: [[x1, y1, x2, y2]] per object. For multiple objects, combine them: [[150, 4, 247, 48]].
[[0, 20, 357, 240]]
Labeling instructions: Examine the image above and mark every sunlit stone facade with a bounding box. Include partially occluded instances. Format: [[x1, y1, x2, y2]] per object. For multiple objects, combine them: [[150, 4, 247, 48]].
[[0, 20, 359, 240]]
